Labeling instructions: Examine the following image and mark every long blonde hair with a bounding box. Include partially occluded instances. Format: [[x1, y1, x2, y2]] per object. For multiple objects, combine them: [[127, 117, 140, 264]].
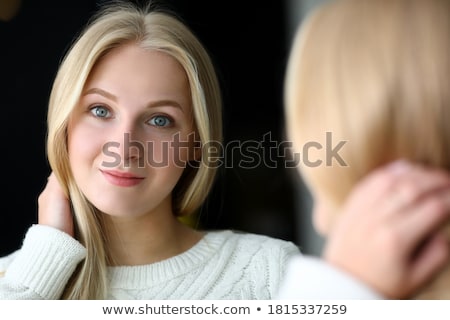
[[47, 1, 222, 299], [285, 0, 450, 298]]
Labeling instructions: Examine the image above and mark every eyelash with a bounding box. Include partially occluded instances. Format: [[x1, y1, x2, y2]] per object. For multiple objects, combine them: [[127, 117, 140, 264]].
[[88, 105, 174, 128], [89, 105, 111, 118], [147, 115, 174, 128]]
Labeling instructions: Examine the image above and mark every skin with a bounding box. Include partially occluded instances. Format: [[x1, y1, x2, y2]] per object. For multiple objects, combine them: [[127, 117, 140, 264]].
[[40, 43, 202, 266], [311, 161, 450, 298]]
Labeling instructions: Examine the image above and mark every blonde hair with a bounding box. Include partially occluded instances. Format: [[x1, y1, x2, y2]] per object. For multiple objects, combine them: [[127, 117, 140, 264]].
[[47, 1, 222, 299], [285, 0, 450, 298]]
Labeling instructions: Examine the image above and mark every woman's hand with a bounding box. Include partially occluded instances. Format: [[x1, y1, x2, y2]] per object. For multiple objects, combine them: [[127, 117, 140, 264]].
[[38, 172, 74, 237], [324, 161, 450, 299]]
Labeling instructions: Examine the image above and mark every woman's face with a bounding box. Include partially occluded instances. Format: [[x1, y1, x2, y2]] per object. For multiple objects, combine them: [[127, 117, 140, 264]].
[[68, 43, 195, 218]]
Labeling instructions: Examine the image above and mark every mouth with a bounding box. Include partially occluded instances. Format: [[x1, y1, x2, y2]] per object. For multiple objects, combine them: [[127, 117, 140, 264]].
[[100, 169, 145, 187]]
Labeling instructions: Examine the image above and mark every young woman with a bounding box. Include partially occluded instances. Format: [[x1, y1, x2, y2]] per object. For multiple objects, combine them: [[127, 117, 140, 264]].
[[281, 0, 450, 299], [0, 1, 301, 299]]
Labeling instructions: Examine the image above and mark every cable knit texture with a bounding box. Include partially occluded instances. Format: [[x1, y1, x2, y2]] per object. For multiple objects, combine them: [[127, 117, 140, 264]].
[[0, 225, 300, 299]]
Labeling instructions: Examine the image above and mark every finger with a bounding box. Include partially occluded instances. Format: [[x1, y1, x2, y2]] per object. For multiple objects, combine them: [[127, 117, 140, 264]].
[[389, 167, 450, 209], [372, 167, 450, 224], [340, 161, 412, 219], [350, 161, 413, 204], [45, 172, 57, 187], [47, 171, 58, 182], [46, 171, 67, 193], [396, 189, 450, 249], [346, 160, 418, 214], [408, 232, 450, 295]]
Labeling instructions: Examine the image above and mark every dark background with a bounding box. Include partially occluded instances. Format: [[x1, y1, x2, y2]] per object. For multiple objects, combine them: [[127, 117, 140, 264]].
[[0, 0, 313, 257]]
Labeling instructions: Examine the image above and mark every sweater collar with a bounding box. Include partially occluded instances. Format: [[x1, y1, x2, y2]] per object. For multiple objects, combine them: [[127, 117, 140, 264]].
[[107, 230, 232, 289]]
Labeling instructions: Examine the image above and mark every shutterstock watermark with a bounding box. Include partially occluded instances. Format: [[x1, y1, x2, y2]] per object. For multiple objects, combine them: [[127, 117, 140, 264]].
[[101, 132, 348, 169]]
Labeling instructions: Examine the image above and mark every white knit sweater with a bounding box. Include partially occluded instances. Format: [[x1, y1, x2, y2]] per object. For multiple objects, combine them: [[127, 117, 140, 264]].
[[0, 225, 382, 300], [0, 225, 300, 299]]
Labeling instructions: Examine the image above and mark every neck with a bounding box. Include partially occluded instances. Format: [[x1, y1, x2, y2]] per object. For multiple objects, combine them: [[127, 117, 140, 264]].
[[102, 207, 202, 266]]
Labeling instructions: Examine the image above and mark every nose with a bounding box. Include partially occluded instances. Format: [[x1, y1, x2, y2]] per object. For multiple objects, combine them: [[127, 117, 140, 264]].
[[123, 132, 144, 163], [112, 121, 145, 168]]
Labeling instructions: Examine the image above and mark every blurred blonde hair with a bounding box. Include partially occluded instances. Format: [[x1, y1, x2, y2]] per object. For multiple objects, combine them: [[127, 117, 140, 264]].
[[47, 1, 222, 299], [285, 0, 450, 299]]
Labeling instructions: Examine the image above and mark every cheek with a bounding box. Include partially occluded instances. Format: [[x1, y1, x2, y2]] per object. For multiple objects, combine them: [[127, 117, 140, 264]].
[[157, 131, 197, 165], [144, 138, 187, 166], [67, 120, 105, 168]]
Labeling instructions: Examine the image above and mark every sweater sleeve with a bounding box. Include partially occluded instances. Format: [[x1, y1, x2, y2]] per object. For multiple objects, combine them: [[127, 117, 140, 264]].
[[0, 224, 86, 300], [256, 237, 301, 299], [276, 254, 384, 299]]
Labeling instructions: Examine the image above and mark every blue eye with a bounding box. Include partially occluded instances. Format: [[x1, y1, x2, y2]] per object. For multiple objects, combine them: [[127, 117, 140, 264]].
[[149, 115, 172, 127], [90, 105, 111, 118]]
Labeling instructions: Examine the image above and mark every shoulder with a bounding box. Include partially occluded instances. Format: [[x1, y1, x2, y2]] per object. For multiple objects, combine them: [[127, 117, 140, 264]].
[[202, 230, 301, 298], [235, 230, 299, 252], [205, 229, 300, 263]]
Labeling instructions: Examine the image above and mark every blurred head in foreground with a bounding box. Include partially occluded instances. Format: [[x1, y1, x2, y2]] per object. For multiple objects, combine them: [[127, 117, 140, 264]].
[[285, 0, 450, 298]]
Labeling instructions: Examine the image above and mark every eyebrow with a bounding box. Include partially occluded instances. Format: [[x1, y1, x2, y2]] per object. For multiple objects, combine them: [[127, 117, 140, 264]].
[[83, 87, 184, 112], [84, 88, 117, 102]]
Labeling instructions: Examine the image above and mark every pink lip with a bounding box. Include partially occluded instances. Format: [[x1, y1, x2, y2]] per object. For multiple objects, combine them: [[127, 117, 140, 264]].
[[100, 169, 145, 187]]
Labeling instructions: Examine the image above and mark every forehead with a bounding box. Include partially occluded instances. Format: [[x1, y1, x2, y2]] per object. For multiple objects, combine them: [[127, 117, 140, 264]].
[[84, 43, 192, 109]]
